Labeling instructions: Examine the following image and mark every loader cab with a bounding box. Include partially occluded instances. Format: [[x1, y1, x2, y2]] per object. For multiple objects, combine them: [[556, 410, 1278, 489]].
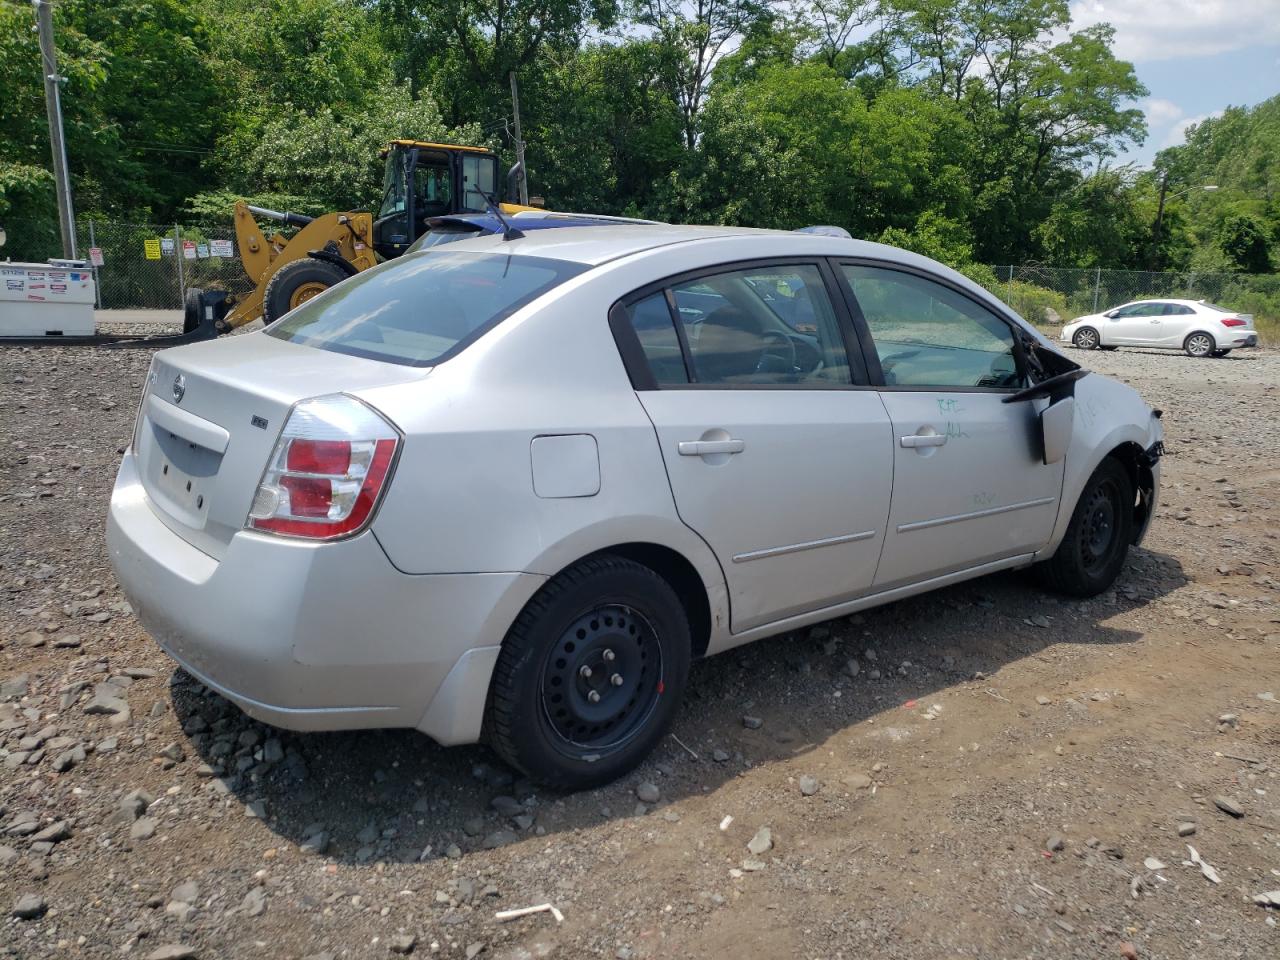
[[372, 141, 502, 260]]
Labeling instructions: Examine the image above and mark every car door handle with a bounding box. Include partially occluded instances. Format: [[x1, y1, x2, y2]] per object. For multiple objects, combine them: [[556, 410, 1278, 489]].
[[900, 433, 947, 448], [678, 439, 745, 456]]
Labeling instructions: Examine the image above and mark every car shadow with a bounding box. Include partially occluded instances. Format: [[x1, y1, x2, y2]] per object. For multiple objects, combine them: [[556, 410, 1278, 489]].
[[172, 546, 1186, 866]]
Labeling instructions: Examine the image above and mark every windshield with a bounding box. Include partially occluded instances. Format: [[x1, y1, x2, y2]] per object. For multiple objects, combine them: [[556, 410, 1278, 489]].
[[378, 149, 409, 219], [267, 251, 587, 367]]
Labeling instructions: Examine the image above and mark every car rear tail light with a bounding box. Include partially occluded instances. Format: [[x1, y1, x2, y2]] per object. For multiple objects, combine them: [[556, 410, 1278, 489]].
[[248, 395, 399, 540], [1220, 317, 1246, 327]]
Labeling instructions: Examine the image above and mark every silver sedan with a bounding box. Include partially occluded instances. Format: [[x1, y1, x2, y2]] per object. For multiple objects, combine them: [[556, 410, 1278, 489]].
[[108, 226, 1164, 789]]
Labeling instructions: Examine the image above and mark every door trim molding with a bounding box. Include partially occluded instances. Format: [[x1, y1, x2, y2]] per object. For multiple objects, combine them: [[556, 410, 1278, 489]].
[[732, 529, 878, 564], [896, 496, 1057, 534]]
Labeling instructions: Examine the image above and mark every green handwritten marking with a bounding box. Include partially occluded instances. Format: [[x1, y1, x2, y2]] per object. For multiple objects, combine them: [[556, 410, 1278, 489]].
[[944, 421, 969, 439], [936, 397, 963, 414]]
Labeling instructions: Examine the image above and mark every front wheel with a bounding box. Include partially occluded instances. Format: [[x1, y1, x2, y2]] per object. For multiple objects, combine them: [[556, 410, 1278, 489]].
[[1184, 332, 1215, 358], [486, 556, 691, 790], [1036, 457, 1133, 597], [1072, 327, 1100, 350], [262, 258, 348, 325]]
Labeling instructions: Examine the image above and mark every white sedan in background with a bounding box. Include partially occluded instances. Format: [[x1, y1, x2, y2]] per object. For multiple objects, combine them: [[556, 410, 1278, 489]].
[[1063, 299, 1258, 357]]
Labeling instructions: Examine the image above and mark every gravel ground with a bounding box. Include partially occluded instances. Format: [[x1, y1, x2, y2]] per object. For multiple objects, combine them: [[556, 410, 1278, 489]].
[[1, 337, 1278, 960]]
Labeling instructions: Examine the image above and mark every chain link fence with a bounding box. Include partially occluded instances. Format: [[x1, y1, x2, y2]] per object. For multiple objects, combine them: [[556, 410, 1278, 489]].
[[5, 218, 1277, 338], [984, 265, 1280, 334], [3, 218, 253, 311]]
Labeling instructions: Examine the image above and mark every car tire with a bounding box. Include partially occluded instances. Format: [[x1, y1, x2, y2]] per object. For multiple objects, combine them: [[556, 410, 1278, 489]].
[[262, 259, 347, 325], [1183, 332, 1215, 358], [1211, 349, 1231, 357], [1072, 327, 1100, 350], [486, 555, 691, 790], [1036, 457, 1133, 597]]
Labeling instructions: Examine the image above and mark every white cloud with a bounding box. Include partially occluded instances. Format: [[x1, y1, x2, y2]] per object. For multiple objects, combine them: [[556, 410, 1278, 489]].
[[1070, 1, 1280, 62], [1160, 109, 1225, 148], [1143, 97, 1184, 127]]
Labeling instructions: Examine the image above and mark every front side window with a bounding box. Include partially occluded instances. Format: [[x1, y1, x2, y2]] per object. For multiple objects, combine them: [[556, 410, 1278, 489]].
[[378, 149, 409, 219], [269, 251, 586, 367], [841, 264, 1021, 389], [632, 264, 851, 386]]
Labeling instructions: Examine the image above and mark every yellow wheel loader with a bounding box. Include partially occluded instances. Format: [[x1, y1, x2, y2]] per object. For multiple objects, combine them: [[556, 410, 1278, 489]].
[[186, 141, 537, 336]]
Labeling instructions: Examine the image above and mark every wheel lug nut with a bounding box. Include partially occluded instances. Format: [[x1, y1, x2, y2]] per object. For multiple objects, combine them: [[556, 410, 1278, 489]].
[[587, 690, 601, 703], [602, 649, 615, 662], [579, 665, 592, 679], [610, 673, 624, 687]]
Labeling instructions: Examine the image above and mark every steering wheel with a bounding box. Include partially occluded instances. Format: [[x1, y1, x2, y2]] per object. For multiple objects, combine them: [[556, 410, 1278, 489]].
[[757, 330, 798, 375]]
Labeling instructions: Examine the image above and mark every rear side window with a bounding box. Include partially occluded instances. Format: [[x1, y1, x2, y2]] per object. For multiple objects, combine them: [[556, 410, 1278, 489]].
[[625, 293, 689, 385], [618, 263, 853, 387], [268, 251, 586, 367]]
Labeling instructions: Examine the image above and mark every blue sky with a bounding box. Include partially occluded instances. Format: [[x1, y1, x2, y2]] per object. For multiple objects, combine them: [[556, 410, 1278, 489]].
[[1068, 0, 1280, 168]]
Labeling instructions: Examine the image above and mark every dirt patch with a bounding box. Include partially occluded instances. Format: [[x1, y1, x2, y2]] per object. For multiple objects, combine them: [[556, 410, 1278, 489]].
[[2, 341, 1278, 959]]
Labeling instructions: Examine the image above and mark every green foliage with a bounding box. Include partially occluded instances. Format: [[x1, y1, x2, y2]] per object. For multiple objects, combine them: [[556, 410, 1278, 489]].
[[1001, 280, 1070, 326], [1219, 215, 1273, 274], [1, 0, 1274, 292]]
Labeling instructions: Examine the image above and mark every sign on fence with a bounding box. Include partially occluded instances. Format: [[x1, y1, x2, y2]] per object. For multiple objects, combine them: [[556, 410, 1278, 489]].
[[161, 237, 175, 256], [143, 239, 162, 261], [88, 247, 104, 267], [209, 239, 234, 258], [182, 240, 196, 260]]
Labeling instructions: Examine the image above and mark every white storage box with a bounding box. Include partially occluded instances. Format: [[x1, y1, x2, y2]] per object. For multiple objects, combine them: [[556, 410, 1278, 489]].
[[0, 260, 96, 337]]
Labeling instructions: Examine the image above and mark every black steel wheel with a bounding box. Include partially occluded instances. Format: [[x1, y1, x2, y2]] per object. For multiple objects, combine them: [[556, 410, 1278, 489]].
[[487, 555, 691, 790], [1036, 457, 1133, 596], [540, 604, 663, 755]]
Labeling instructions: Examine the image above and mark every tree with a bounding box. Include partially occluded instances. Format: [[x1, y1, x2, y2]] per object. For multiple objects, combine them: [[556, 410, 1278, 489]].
[[1219, 215, 1273, 273], [633, 0, 774, 150]]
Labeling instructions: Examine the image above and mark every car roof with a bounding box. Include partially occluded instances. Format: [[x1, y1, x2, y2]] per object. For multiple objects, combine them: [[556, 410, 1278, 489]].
[[1122, 298, 1205, 307], [437, 223, 921, 268], [426, 212, 657, 233]]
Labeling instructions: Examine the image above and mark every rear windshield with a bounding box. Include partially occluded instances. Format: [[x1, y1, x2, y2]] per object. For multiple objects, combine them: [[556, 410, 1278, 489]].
[[267, 251, 587, 366]]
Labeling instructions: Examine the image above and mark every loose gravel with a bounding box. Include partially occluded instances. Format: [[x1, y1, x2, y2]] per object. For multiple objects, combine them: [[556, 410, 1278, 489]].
[[2, 336, 1278, 959]]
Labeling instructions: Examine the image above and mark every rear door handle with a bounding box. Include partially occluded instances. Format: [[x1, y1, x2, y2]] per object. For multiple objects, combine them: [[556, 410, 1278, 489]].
[[678, 439, 745, 456], [900, 433, 947, 449]]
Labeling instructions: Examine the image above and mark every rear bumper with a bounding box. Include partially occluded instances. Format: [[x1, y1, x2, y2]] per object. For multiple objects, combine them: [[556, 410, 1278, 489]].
[[106, 451, 544, 743]]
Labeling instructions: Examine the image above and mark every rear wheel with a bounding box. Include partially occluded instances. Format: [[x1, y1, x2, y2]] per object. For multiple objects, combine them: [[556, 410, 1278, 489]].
[[487, 556, 691, 790], [1037, 457, 1133, 597], [1072, 327, 1100, 350], [1184, 332, 1215, 358], [262, 259, 348, 325]]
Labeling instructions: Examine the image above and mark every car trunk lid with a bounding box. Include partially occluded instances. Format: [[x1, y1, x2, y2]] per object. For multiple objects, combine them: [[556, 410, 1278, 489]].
[[135, 332, 428, 559]]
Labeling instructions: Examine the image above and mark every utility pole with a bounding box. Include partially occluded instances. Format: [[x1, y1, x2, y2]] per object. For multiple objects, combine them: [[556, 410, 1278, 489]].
[[33, 0, 77, 259], [509, 72, 529, 206], [1151, 172, 1169, 271]]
